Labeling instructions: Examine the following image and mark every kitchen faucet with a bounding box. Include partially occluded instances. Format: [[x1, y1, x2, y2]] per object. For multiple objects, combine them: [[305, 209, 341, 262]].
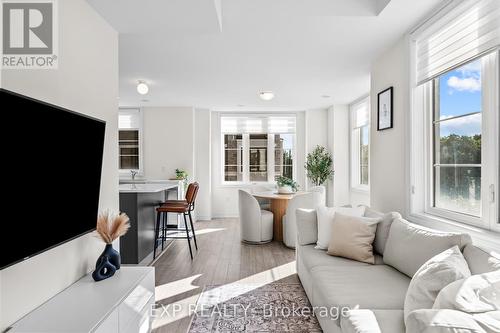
[[130, 170, 138, 180]]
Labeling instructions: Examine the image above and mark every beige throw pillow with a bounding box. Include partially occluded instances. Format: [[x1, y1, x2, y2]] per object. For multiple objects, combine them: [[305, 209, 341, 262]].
[[326, 213, 380, 264]]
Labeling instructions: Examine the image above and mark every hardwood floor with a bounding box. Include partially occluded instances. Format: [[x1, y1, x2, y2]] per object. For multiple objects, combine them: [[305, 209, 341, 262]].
[[151, 218, 298, 333]]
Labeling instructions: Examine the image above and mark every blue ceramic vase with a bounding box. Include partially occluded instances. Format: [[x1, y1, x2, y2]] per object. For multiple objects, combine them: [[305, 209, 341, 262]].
[[92, 244, 121, 282]]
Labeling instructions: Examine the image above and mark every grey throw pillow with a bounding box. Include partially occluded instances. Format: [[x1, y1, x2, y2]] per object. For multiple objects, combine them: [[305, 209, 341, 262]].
[[363, 206, 401, 255], [296, 209, 318, 246]]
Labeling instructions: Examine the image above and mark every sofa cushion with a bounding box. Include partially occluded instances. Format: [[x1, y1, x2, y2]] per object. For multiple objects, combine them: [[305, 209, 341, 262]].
[[404, 246, 471, 324], [311, 265, 410, 311], [384, 218, 472, 277], [296, 209, 318, 246], [341, 309, 405, 333], [363, 206, 402, 255], [327, 213, 381, 264], [463, 244, 500, 275], [316, 206, 365, 250], [406, 309, 496, 333], [298, 245, 384, 272]]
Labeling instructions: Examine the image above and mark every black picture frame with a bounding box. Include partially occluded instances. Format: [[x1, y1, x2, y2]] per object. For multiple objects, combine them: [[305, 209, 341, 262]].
[[377, 86, 393, 131]]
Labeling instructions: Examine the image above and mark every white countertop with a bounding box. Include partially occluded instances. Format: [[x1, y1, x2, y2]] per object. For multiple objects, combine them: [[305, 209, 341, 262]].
[[119, 180, 180, 193]]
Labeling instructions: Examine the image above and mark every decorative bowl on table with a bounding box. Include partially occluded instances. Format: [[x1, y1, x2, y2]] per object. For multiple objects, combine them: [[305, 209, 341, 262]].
[[276, 176, 298, 194], [277, 185, 295, 194]]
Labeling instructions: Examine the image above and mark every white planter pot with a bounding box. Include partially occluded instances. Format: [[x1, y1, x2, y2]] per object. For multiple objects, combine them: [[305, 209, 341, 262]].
[[277, 185, 294, 194]]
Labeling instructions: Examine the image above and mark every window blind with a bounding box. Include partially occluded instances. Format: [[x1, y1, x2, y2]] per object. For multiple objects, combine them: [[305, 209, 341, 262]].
[[415, 0, 500, 85], [221, 116, 296, 134], [119, 109, 141, 129]]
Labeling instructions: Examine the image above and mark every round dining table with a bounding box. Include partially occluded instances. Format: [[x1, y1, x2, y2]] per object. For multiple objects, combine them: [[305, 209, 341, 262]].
[[251, 191, 307, 242]]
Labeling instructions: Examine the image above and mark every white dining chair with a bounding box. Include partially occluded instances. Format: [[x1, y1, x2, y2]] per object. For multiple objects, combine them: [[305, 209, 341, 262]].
[[238, 190, 274, 244], [282, 185, 325, 248], [250, 184, 276, 210]]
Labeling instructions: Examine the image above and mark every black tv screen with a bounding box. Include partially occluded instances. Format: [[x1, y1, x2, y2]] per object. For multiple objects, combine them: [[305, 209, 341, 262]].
[[0, 89, 106, 270]]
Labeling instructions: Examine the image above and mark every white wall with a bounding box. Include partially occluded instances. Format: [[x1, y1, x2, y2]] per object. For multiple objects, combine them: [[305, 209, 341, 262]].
[[327, 105, 351, 207], [369, 36, 409, 213], [142, 107, 195, 180], [305, 109, 329, 190], [0, 0, 118, 329], [194, 109, 212, 220]]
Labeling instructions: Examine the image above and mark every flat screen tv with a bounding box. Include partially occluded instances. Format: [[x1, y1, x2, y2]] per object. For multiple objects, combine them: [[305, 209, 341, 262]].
[[0, 89, 106, 270]]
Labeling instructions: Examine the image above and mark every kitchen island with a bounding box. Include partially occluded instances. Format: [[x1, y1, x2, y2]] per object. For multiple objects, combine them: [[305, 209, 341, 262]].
[[119, 181, 182, 265]]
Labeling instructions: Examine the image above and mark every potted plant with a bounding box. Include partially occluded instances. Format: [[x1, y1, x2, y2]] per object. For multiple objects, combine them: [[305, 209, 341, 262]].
[[175, 168, 189, 189], [276, 176, 299, 194], [305, 145, 334, 186]]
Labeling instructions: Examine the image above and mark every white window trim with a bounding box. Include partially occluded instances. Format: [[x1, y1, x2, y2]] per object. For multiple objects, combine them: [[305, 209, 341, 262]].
[[219, 113, 297, 186], [349, 96, 370, 193], [118, 108, 144, 176], [409, 49, 500, 233]]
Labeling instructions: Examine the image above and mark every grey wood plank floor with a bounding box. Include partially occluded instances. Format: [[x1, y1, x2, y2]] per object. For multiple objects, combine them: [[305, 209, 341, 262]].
[[151, 218, 298, 333]]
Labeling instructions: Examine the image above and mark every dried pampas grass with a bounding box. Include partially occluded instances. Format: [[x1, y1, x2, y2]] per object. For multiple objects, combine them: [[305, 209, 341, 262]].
[[95, 210, 130, 244]]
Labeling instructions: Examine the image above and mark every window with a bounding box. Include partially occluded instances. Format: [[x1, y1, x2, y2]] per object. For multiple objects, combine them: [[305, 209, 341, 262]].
[[119, 109, 143, 174], [221, 116, 296, 184], [410, 0, 499, 230], [432, 60, 482, 217], [350, 98, 370, 190], [274, 133, 294, 180], [223, 134, 243, 181], [249, 134, 268, 181]]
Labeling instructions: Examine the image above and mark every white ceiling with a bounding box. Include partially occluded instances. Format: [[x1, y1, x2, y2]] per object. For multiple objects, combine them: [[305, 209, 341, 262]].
[[87, 0, 441, 110]]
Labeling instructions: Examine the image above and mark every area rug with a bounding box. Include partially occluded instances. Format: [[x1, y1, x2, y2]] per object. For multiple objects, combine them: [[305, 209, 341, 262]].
[[188, 283, 322, 332]]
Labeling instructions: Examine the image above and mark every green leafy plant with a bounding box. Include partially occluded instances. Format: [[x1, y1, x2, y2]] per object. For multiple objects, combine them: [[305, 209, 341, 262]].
[[276, 176, 299, 192], [175, 168, 188, 179], [175, 168, 189, 188], [305, 145, 334, 186]]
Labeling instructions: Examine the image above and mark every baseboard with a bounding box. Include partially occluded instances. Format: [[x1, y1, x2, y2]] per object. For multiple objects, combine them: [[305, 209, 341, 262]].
[[211, 214, 239, 219]]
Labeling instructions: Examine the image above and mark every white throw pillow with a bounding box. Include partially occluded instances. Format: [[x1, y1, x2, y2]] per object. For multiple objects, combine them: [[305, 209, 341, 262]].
[[404, 246, 471, 324], [433, 270, 500, 313], [315, 206, 365, 250]]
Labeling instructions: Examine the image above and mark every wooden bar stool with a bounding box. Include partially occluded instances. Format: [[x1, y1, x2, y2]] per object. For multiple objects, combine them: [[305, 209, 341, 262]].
[[154, 182, 199, 260]]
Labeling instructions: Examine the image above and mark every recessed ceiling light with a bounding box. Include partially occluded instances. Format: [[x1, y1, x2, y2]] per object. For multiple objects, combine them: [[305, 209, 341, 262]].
[[137, 81, 149, 95], [259, 91, 275, 101], [321, 95, 331, 98], [141, 99, 149, 102]]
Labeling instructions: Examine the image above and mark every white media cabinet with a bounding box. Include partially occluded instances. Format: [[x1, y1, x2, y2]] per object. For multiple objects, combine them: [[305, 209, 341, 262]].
[[8, 267, 155, 333]]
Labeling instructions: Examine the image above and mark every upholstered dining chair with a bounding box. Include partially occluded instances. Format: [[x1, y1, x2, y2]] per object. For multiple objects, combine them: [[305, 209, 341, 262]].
[[238, 190, 274, 244], [282, 185, 325, 248], [250, 184, 276, 210]]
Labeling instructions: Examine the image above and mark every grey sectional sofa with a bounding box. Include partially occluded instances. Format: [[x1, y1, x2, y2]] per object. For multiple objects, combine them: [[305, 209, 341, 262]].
[[295, 208, 500, 333]]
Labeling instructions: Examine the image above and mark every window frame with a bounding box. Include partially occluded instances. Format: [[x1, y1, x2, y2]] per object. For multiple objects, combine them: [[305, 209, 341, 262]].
[[350, 96, 370, 193], [219, 115, 297, 186], [118, 108, 144, 176], [410, 52, 499, 232]]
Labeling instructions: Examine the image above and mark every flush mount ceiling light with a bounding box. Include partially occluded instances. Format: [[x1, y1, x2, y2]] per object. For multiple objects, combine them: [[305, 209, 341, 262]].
[[259, 91, 274, 101], [137, 81, 149, 95]]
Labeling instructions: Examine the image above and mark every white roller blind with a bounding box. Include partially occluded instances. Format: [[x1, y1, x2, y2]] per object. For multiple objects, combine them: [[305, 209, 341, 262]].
[[119, 109, 141, 129], [221, 116, 296, 134], [415, 0, 500, 85], [268, 116, 296, 133]]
